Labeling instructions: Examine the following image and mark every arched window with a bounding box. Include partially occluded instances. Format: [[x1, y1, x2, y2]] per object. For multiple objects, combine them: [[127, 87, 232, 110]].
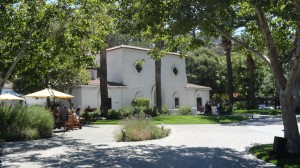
[[135, 91, 143, 98], [173, 92, 180, 108]]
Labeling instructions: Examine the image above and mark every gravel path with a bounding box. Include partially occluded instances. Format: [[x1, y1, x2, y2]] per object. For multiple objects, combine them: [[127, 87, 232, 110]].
[[2, 115, 299, 168]]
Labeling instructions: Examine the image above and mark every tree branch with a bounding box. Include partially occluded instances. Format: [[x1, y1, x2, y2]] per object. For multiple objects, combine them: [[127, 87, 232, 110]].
[[0, 42, 29, 92], [206, 18, 271, 67], [254, 5, 287, 89], [286, 0, 300, 93]]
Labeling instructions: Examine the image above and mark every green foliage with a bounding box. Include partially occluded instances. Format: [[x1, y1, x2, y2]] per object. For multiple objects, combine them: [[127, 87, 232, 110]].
[[131, 97, 151, 107], [114, 115, 171, 142], [108, 106, 133, 119], [1, 0, 114, 94], [234, 109, 281, 116], [185, 47, 227, 99], [233, 101, 248, 111], [119, 106, 135, 118], [0, 105, 54, 141], [231, 53, 274, 100], [108, 105, 162, 119], [161, 105, 169, 115], [108, 109, 121, 120], [82, 109, 101, 123], [178, 106, 191, 115], [249, 144, 300, 168]]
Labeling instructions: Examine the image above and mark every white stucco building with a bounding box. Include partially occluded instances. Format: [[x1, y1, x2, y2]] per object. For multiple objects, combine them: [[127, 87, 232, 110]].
[[69, 45, 211, 110]]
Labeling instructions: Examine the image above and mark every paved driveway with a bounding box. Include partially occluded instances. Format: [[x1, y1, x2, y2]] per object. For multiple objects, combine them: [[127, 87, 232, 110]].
[[2, 115, 299, 168]]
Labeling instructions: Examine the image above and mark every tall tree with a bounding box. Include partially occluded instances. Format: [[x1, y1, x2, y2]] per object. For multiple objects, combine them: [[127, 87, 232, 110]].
[[167, 0, 300, 154], [185, 47, 227, 100], [100, 38, 109, 117], [246, 54, 256, 109], [0, 0, 105, 94], [222, 36, 234, 112]]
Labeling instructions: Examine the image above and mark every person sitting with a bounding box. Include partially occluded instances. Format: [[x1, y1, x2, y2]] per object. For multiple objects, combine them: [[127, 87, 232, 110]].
[[85, 106, 92, 112], [71, 109, 79, 124], [75, 107, 81, 117]]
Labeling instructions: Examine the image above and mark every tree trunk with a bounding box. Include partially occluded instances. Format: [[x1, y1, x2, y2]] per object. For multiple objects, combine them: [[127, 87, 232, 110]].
[[155, 59, 162, 113], [154, 40, 164, 114], [100, 44, 109, 118], [280, 89, 300, 154], [254, 5, 300, 154], [246, 55, 255, 109], [221, 36, 234, 113]]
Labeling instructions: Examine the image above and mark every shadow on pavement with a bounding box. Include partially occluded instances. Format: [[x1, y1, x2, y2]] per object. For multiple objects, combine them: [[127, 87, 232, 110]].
[[2, 136, 275, 168], [224, 115, 300, 127]]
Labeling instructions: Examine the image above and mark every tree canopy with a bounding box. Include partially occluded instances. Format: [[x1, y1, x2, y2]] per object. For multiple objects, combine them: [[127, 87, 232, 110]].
[[0, 0, 113, 93]]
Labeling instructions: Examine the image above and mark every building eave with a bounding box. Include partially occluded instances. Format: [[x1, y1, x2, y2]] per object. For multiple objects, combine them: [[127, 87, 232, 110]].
[[107, 44, 180, 56], [185, 83, 212, 90]]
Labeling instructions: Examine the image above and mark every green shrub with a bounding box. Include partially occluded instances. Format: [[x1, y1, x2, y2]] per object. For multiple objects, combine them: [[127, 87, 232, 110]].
[[144, 107, 157, 117], [131, 97, 151, 107], [90, 110, 101, 120], [22, 128, 40, 140], [119, 106, 134, 118], [114, 115, 171, 142], [233, 101, 247, 110], [179, 106, 191, 115], [161, 105, 169, 115], [108, 109, 121, 119], [0, 105, 54, 141], [27, 105, 54, 138]]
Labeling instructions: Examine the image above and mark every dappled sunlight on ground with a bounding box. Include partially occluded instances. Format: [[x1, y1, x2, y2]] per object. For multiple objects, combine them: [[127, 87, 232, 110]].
[[2, 115, 293, 167]]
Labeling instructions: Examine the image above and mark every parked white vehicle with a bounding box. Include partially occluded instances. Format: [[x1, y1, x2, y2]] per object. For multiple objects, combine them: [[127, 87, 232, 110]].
[[258, 104, 274, 109]]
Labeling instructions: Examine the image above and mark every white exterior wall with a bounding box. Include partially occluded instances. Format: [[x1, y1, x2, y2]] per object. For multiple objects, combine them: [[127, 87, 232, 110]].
[[107, 49, 124, 83], [69, 86, 126, 110], [122, 48, 154, 87], [186, 89, 210, 107], [161, 55, 187, 108], [109, 87, 123, 109], [74, 45, 211, 111]]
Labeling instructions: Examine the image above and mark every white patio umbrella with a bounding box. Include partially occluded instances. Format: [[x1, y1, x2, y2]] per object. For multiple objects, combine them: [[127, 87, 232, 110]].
[[25, 88, 74, 99], [0, 93, 24, 100]]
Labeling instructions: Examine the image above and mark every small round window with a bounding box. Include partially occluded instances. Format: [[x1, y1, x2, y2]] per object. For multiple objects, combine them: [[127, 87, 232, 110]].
[[173, 67, 178, 76], [135, 63, 143, 73], [135, 59, 144, 73]]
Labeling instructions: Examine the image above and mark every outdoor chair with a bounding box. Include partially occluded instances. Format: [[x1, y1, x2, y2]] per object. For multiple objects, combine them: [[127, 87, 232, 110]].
[[64, 115, 82, 131]]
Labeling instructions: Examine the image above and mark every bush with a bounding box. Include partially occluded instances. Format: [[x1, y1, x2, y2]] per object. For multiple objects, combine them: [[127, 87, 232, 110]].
[[131, 97, 151, 107], [119, 106, 134, 118], [108, 109, 120, 119], [161, 105, 169, 115], [179, 106, 191, 115], [144, 107, 157, 117], [233, 101, 248, 110], [114, 114, 171, 142], [0, 105, 54, 141]]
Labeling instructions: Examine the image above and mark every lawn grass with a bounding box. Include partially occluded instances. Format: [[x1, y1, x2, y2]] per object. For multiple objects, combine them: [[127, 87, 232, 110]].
[[91, 115, 248, 125], [234, 109, 282, 115], [152, 115, 247, 124], [249, 144, 300, 168]]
